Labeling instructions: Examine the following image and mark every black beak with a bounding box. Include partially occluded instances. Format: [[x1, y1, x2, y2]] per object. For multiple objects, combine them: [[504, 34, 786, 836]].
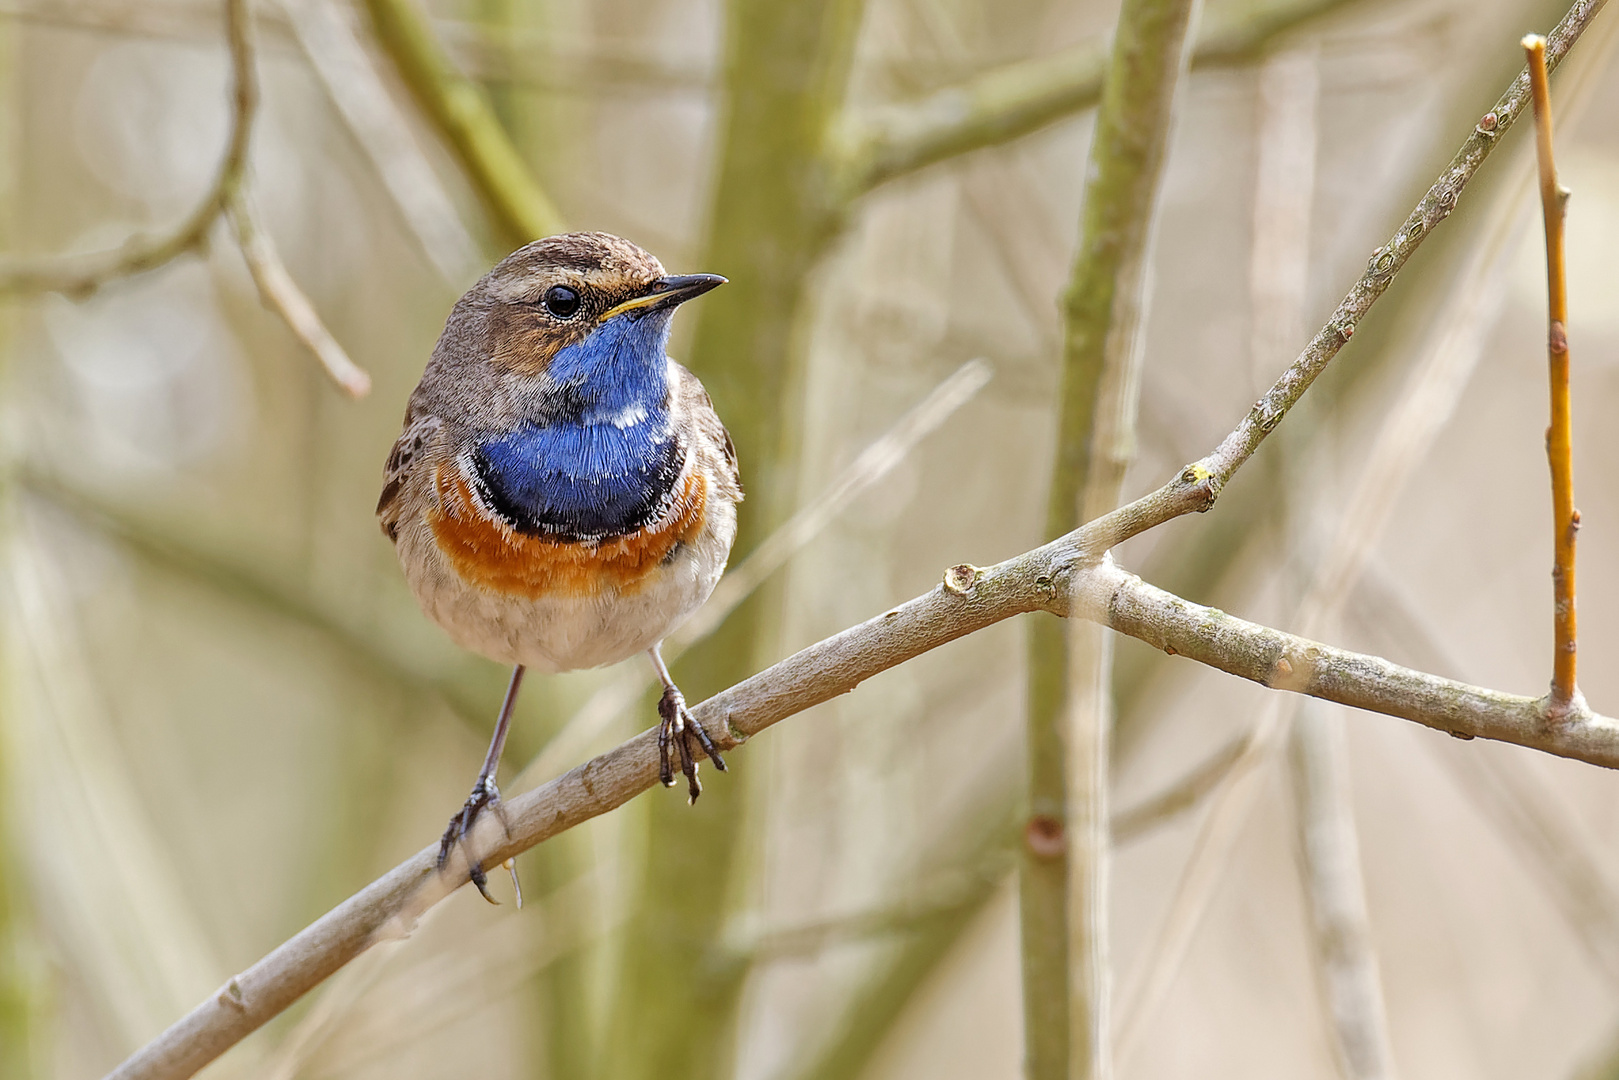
[[600, 274, 726, 321], [648, 273, 727, 308]]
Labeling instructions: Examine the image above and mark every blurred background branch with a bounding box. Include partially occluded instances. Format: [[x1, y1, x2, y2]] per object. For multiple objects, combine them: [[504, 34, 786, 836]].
[[831, 0, 1357, 196], [0, 0, 369, 396], [359, 0, 563, 247], [1025, 0, 1203, 1073], [226, 187, 371, 397], [0, 0, 256, 297]]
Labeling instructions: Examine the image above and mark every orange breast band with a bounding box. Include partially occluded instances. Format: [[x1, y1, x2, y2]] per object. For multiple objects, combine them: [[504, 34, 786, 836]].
[[429, 464, 708, 599]]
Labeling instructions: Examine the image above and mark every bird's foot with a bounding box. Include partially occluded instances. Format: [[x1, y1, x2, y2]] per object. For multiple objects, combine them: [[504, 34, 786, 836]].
[[657, 684, 726, 804], [437, 775, 520, 905]]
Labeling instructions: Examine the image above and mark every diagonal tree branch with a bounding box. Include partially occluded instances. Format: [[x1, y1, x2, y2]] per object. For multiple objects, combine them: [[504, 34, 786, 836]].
[[829, 0, 1359, 198], [1095, 0, 1607, 556], [224, 187, 372, 397], [105, 505, 1619, 1080]]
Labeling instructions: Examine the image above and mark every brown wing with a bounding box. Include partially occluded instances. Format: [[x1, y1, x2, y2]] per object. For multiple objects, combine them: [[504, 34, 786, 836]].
[[672, 363, 741, 501], [376, 413, 444, 541]]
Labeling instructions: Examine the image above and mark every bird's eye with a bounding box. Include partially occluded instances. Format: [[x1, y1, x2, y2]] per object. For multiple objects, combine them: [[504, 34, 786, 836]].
[[542, 285, 581, 319]]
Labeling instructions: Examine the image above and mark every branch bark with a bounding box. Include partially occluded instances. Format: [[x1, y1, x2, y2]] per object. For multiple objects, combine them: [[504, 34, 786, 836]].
[[105, 515, 1619, 1080]]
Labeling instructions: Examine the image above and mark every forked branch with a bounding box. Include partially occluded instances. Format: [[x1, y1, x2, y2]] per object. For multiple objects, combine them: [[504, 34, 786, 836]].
[[107, 502, 1619, 1080]]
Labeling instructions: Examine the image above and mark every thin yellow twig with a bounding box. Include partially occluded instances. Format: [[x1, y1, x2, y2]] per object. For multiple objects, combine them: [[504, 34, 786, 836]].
[[1523, 32, 1581, 715]]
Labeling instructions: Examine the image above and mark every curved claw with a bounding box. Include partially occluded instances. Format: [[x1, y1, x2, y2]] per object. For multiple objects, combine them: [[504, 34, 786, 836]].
[[657, 685, 727, 803], [437, 776, 516, 904]]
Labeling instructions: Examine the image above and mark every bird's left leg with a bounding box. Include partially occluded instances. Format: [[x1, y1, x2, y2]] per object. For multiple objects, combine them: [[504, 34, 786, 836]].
[[438, 664, 525, 905], [647, 643, 726, 803]]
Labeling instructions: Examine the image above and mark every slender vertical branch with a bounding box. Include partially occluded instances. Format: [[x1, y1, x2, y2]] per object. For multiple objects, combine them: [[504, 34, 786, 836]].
[[1523, 33, 1581, 715], [361, 0, 563, 249], [604, 5, 867, 1079], [1025, 0, 1202, 1076], [1290, 705, 1399, 1080]]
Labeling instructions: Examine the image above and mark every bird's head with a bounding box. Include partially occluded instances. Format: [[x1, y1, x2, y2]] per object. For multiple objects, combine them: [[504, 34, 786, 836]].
[[467, 232, 724, 384]]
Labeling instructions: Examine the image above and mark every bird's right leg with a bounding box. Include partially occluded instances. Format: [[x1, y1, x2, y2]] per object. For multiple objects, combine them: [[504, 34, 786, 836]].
[[647, 644, 726, 803], [438, 664, 525, 904]]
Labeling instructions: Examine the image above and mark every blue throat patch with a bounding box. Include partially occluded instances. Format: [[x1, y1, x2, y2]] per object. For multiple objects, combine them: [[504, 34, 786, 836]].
[[475, 310, 685, 542]]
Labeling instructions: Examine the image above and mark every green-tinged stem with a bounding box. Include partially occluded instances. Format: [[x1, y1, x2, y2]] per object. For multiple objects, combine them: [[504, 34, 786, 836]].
[[1021, 616, 1070, 1078], [0, 738, 41, 1080], [0, 510, 44, 1079], [362, 0, 562, 249], [0, 310, 42, 1080], [831, 0, 1356, 196], [1028, 0, 1200, 1074], [603, 4, 866, 1080]]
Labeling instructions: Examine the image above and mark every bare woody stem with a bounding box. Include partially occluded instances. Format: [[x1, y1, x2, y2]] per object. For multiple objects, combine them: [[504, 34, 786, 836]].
[[1523, 33, 1580, 713], [1043, 0, 1202, 1075]]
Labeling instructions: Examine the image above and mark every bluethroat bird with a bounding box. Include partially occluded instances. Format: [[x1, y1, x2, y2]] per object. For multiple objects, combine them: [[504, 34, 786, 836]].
[[378, 232, 740, 901]]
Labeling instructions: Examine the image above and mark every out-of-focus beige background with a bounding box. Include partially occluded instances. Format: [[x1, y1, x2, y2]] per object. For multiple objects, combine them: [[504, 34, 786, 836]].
[[3, 0, 1619, 1078]]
